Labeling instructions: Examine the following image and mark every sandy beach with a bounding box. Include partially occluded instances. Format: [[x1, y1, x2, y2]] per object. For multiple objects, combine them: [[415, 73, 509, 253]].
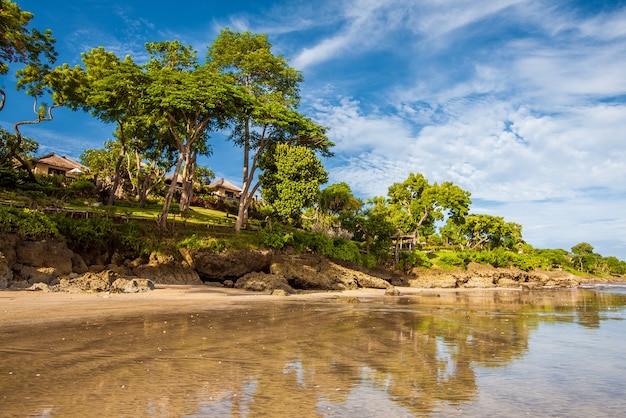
[[0, 285, 521, 327]]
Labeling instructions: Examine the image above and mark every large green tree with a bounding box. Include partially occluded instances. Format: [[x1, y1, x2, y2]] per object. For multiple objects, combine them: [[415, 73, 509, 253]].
[[144, 41, 231, 228], [259, 143, 328, 224], [387, 173, 472, 243], [208, 29, 332, 232]]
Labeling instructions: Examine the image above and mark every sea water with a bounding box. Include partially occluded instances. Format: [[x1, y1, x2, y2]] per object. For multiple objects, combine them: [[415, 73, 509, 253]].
[[1, 285, 625, 417]]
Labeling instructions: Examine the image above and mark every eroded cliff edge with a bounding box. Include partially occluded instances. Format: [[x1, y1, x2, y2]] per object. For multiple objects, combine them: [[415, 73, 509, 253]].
[[0, 233, 618, 293]]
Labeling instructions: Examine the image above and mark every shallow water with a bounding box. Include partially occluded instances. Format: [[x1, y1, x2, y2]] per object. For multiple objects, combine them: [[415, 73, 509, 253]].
[[1, 286, 625, 417]]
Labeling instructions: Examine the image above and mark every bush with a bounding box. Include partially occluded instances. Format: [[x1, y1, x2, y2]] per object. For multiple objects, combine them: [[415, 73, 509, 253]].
[[436, 252, 466, 269], [0, 206, 58, 239], [327, 238, 361, 264], [68, 179, 96, 196], [398, 250, 432, 271], [54, 215, 115, 253], [259, 228, 288, 249], [178, 233, 226, 253]]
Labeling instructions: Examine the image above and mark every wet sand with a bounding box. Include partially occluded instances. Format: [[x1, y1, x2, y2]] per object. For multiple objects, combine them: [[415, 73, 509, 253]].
[[0, 285, 520, 327]]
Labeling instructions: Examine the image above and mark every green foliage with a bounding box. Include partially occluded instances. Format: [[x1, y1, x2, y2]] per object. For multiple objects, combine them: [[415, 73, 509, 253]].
[[436, 252, 466, 269], [0, 206, 57, 239], [54, 215, 115, 253], [260, 143, 328, 223], [259, 228, 289, 249], [208, 29, 332, 231], [319, 182, 362, 215], [68, 179, 95, 192], [0, 1, 57, 77], [398, 250, 432, 272], [178, 233, 226, 253], [326, 238, 361, 264], [0, 128, 39, 166], [387, 172, 471, 240], [0, 167, 30, 188]]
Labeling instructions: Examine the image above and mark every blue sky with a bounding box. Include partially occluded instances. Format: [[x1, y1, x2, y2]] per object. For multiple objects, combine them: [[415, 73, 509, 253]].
[[2, 0, 626, 259]]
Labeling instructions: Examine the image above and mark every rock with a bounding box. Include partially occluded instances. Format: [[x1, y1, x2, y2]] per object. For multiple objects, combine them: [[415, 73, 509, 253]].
[[111, 278, 155, 293], [27, 282, 50, 292], [204, 281, 224, 287], [71, 253, 89, 274], [270, 253, 390, 291], [132, 252, 202, 285], [16, 240, 73, 275], [190, 249, 272, 281], [18, 265, 59, 284], [385, 286, 401, 296], [271, 289, 289, 296], [235, 272, 295, 293], [50, 270, 154, 293], [0, 234, 19, 267], [408, 273, 458, 288], [65, 271, 118, 292], [0, 253, 13, 289]]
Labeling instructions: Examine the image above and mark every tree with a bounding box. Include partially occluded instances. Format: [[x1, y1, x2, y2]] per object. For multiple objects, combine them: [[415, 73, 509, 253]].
[[80, 141, 118, 181], [208, 29, 332, 232], [259, 143, 328, 224], [143, 41, 231, 228], [314, 182, 363, 236], [0, 1, 58, 182], [571, 242, 596, 272], [319, 182, 362, 216], [0, 126, 37, 167], [387, 173, 471, 243], [47, 47, 146, 206], [455, 214, 523, 251], [0, 0, 57, 111]]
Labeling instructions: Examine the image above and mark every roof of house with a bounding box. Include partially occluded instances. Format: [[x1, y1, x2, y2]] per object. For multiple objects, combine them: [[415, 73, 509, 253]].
[[32, 153, 88, 172], [209, 178, 242, 193]]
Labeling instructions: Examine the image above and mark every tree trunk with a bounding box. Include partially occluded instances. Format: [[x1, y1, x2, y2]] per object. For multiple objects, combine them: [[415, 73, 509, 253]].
[[235, 120, 251, 232], [107, 153, 124, 206], [157, 153, 184, 230], [179, 150, 197, 213]]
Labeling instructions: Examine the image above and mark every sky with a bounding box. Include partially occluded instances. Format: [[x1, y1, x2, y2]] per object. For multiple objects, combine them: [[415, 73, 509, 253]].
[[2, 0, 626, 260]]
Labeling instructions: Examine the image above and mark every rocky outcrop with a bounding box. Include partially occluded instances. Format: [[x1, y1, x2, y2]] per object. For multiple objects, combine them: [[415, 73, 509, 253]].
[[0, 233, 610, 293], [184, 249, 272, 281], [8, 239, 75, 286], [270, 253, 391, 291], [28, 270, 155, 293], [132, 252, 202, 285], [235, 272, 295, 294], [408, 262, 579, 289]]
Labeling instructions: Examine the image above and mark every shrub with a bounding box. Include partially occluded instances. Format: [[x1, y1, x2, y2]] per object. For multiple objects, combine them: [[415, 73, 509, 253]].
[[259, 228, 287, 249], [398, 250, 432, 271], [68, 179, 96, 196], [54, 215, 116, 253], [437, 252, 466, 269], [0, 206, 19, 233], [178, 233, 226, 253], [327, 238, 361, 264], [0, 206, 58, 239]]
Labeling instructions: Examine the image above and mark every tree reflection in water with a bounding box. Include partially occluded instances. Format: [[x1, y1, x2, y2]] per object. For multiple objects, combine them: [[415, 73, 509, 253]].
[[1, 288, 624, 416]]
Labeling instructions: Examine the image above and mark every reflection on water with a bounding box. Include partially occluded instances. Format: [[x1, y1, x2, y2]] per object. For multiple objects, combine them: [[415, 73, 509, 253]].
[[1, 287, 625, 417]]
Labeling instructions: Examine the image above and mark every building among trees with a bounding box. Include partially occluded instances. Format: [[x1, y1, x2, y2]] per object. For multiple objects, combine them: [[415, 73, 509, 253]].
[[30, 153, 88, 178]]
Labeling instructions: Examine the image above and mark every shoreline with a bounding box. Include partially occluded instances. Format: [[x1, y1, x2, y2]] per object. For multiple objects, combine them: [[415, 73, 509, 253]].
[[0, 284, 605, 328]]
